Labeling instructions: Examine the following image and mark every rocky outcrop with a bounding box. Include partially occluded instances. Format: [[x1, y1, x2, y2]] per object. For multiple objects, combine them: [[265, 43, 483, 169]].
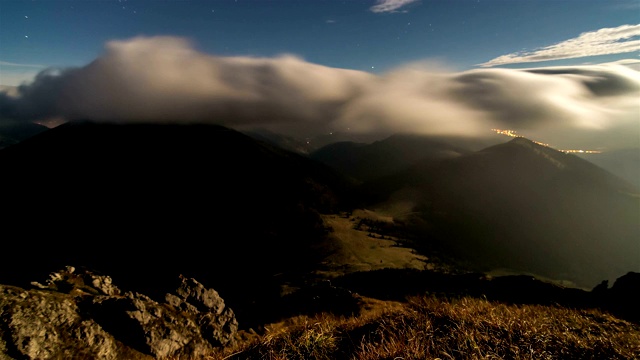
[[593, 271, 640, 323], [166, 275, 238, 347], [30, 265, 121, 296], [0, 284, 122, 360], [0, 267, 237, 359]]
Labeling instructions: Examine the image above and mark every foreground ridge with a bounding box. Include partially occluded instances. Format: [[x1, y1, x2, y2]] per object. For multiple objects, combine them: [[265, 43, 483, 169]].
[[0, 266, 237, 359], [215, 295, 640, 360], [2, 267, 639, 359]]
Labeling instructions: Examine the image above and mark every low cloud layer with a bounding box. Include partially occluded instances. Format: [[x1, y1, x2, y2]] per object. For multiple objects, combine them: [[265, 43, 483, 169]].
[[480, 24, 640, 67], [1, 36, 638, 150]]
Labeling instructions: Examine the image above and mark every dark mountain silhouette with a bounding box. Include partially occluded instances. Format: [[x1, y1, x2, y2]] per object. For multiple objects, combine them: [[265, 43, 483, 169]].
[[306, 131, 389, 152], [0, 119, 48, 149], [242, 128, 391, 155], [311, 134, 471, 182], [363, 137, 639, 288], [0, 121, 357, 318], [242, 128, 313, 154]]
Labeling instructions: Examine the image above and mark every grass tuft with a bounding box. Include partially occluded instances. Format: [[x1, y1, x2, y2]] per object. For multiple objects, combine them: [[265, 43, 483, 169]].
[[205, 296, 640, 360]]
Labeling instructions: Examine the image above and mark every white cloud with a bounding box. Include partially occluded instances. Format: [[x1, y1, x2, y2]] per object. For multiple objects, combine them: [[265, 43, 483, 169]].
[[1, 36, 638, 150], [0, 85, 19, 97], [0, 70, 41, 86], [0, 60, 46, 68], [0, 60, 47, 86], [608, 58, 640, 71], [370, 0, 419, 13], [611, 1, 640, 10], [480, 24, 640, 67]]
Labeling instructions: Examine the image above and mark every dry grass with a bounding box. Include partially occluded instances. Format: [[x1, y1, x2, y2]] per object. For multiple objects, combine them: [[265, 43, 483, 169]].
[[315, 212, 429, 277], [206, 296, 640, 360]]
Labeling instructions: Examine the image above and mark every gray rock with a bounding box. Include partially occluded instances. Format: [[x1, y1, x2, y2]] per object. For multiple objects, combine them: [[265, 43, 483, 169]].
[[0, 284, 121, 360], [607, 271, 640, 323], [84, 272, 121, 296], [166, 275, 238, 347], [0, 268, 237, 360], [30, 266, 121, 296]]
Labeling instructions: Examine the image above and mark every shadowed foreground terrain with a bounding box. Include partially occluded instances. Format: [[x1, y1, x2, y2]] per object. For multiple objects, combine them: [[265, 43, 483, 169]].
[[2, 266, 638, 359], [1, 122, 639, 359], [0, 121, 356, 326]]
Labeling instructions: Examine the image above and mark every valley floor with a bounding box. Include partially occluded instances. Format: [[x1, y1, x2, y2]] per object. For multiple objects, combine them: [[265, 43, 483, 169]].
[[314, 209, 430, 278]]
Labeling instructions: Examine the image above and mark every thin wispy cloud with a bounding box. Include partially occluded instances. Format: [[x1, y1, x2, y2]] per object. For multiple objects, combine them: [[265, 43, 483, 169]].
[[480, 24, 640, 67], [370, 0, 418, 13], [0, 60, 46, 68], [611, 1, 640, 10]]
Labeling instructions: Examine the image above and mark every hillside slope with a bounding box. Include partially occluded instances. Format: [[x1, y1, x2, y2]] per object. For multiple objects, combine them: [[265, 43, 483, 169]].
[[311, 134, 471, 182], [0, 121, 356, 310], [363, 137, 640, 288], [579, 148, 640, 189]]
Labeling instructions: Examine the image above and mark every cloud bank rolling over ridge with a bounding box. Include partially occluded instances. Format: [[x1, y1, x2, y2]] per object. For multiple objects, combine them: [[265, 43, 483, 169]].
[[0, 36, 638, 150]]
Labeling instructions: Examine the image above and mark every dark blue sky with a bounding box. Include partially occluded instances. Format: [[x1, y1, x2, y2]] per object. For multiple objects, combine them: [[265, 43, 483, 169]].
[[1, 0, 639, 85]]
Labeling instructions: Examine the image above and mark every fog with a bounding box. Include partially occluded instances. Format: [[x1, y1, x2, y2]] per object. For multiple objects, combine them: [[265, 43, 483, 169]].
[[1, 36, 638, 149]]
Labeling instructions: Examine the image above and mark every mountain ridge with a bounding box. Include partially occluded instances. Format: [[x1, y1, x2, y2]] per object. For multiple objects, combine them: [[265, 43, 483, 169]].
[[361, 136, 639, 288], [311, 133, 471, 182], [0, 121, 359, 322]]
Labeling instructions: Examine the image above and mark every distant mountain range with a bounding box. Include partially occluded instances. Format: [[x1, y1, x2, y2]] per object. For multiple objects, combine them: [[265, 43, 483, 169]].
[[0, 121, 637, 296], [0, 118, 47, 149], [242, 128, 392, 155], [360, 137, 639, 287], [577, 148, 640, 189], [310, 134, 471, 182]]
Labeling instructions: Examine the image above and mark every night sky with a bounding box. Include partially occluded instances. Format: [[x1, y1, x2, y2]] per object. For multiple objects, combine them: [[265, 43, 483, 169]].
[[0, 0, 638, 150], [2, 0, 638, 84]]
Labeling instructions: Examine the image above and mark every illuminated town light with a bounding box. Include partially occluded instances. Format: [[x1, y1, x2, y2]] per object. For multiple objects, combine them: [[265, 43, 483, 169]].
[[491, 129, 602, 154]]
